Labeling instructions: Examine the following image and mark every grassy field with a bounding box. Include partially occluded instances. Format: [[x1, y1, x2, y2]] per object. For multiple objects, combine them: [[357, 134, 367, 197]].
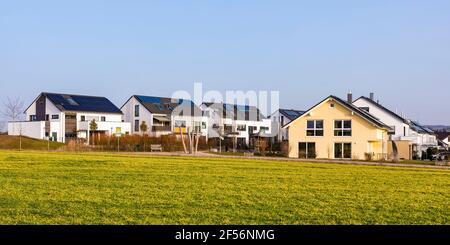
[[0, 150, 449, 224], [0, 135, 65, 150]]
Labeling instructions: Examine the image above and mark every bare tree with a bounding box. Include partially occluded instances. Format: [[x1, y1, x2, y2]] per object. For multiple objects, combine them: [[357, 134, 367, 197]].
[[1, 97, 25, 150]]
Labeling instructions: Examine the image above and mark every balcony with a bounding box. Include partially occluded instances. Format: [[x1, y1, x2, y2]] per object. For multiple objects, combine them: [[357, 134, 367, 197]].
[[152, 125, 172, 132]]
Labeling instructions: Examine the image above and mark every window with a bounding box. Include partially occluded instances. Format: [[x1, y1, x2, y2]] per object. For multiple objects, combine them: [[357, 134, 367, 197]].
[[135, 120, 140, 132], [260, 126, 269, 132], [45, 114, 49, 121], [174, 120, 186, 128], [403, 127, 406, 136], [248, 126, 257, 134], [80, 116, 86, 122], [281, 116, 284, 126], [135, 105, 139, 117], [360, 107, 370, 112], [299, 142, 316, 159], [335, 142, 352, 159], [334, 120, 352, 136], [29, 115, 37, 121], [202, 122, 206, 129], [306, 120, 324, 136], [330, 103, 335, 108], [237, 124, 246, 131], [194, 121, 201, 132], [101, 116, 106, 122], [51, 115, 59, 120], [65, 115, 76, 119]]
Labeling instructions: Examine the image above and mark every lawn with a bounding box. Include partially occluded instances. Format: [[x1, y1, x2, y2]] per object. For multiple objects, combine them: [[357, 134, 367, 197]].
[[0, 150, 449, 224]]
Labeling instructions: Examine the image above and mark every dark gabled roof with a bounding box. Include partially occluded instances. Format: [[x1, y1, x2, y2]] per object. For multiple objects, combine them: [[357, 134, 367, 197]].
[[283, 95, 391, 130], [132, 95, 203, 116], [33, 92, 122, 114], [202, 102, 265, 121], [409, 121, 435, 135], [278, 109, 305, 121], [436, 132, 450, 141], [353, 96, 407, 123]]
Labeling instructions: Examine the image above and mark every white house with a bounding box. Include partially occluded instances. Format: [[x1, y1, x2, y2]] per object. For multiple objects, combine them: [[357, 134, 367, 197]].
[[269, 109, 305, 142], [8, 92, 130, 143], [200, 102, 273, 147], [121, 95, 208, 137], [353, 94, 437, 159]]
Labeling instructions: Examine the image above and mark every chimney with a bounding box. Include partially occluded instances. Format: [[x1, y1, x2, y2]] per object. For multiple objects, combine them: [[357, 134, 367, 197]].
[[347, 91, 353, 103], [369, 92, 374, 101]]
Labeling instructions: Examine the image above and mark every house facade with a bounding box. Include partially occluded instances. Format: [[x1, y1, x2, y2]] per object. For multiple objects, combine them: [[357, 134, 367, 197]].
[[269, 109, 305, 142], [283, 95, 391, 160], [121, 95, 208, 137], [8, 92, 130, 143], [200, 102, 272, 147], [353, 95, 438, 159]]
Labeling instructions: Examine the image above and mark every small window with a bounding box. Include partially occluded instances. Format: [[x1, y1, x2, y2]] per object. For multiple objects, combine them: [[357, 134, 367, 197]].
[[30, 115, 37, 121], [237, 125, 246, 131], [202, 122, 207, 129], [330, 103, 335, 108], [51, 115, 59, 120], [80, 116, 86, 122], [135, 120, 140, 132], [45, 114, 49, 121], [135, 105, 139, 117], [101, 116, 106, 122]]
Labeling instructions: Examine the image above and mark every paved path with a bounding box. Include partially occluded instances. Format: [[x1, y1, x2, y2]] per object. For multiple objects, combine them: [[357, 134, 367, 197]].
[[123, 151, 450, 170]]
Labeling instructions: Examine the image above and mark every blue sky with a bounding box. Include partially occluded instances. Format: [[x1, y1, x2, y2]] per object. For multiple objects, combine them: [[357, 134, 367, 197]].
[[1, 0, 449, 126]]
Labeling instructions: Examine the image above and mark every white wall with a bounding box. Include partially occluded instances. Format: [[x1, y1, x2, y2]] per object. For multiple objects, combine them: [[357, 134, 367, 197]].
[[8, 121, 45, 139]]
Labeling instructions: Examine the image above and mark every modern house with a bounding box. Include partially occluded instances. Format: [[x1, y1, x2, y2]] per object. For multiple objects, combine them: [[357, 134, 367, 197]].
[[200, 102, 272, 148], [353, 94, 438, 159], [269, 109, 305, 142], [283, 95, 391, 160], [121, 95, 208, 137], [8, 92, 130, 143]]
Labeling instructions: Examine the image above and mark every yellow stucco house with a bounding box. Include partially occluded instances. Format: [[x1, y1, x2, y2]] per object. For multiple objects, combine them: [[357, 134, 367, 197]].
[[283, 95, 391, 160]]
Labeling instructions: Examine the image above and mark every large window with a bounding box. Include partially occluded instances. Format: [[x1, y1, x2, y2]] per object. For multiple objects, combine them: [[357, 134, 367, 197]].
[[135, 105, 139, 117], [334, 142, 352, 159], [306, 120, 324, 136], [299, 142, 316, 159], [237, 124, 246, 131], [175, 120, 186, 128], [135, 119, 140, 132], [334, 120, 352, 136]]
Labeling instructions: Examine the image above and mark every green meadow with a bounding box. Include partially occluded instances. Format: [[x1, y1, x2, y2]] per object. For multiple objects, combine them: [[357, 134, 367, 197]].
[[0, 150, 448, 224]]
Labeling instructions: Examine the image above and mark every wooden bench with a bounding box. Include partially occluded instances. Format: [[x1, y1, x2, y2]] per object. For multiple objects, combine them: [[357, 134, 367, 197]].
[[150, 144, 163, 152]]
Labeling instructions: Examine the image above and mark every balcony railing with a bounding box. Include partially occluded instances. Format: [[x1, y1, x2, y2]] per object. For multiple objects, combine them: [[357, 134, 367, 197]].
[[152, 125, 172, 132]]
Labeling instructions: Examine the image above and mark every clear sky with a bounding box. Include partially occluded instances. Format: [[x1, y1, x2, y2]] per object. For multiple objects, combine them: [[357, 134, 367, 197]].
[[1, 0, 449, 127]]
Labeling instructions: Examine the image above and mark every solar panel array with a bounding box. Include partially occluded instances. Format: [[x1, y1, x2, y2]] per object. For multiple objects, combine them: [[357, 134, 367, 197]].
[[45, 93, 122, 113]]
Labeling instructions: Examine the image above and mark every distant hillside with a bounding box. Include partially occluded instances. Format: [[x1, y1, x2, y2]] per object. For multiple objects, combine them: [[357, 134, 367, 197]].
[[425, 125, 450, 132], [0, 135, 65, 150]]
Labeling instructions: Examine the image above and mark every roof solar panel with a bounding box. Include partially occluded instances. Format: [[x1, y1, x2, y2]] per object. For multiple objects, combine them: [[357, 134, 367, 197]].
[[45, 93, 121, 113]]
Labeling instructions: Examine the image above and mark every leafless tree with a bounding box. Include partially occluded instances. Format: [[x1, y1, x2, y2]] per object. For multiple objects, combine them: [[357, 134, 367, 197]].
[[1, 97, 25, 150]]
